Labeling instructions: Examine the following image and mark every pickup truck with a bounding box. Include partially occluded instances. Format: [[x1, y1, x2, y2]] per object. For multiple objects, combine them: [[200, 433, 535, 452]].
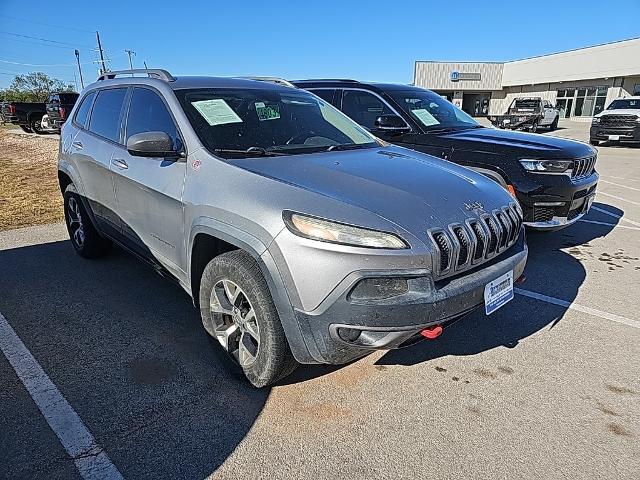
[[590, 96, 640, 145], [44, 92, 79, 132], [488, 97, 559, 133], [0, 101, 47, 133]]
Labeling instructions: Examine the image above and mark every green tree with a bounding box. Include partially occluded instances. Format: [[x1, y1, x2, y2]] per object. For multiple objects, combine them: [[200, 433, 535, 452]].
[[0, 72, 76, 102]]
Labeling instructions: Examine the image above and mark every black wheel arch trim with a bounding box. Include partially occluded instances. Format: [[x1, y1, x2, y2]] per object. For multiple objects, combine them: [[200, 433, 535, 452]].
[[189, 220, 323, 364]]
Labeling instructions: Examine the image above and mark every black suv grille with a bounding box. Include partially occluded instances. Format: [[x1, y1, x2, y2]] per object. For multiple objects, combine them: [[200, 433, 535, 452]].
[[600, 114, 638, 127], [428, 203, 523, 276], [571, 155, 597, 180]]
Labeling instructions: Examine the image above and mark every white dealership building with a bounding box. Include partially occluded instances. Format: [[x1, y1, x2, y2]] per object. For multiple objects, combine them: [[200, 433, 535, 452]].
[[413, 38, 640, 119]]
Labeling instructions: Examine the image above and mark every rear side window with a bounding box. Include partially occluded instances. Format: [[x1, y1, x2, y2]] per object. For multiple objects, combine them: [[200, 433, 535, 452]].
[[89, 88, 127, 143], [73, 91, 97, 129], [309, 89, 336, 105], [125, 88, 180, 148], [341, 90, 394, 130]]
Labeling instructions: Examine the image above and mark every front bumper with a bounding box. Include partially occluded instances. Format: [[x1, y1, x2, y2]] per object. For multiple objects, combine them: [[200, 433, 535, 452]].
[[590, 125, 640, 143], [293, 230, 527, 364], [517, 173, 598, 230]]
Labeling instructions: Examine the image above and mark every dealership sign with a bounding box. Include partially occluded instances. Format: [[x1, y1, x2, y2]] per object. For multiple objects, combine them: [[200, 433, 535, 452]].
[[450, 71, 482, 82]]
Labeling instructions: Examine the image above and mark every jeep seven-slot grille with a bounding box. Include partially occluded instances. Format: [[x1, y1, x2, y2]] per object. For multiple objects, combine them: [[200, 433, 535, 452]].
[[571, 155, 597, 180], [428, 203, 523, 277]]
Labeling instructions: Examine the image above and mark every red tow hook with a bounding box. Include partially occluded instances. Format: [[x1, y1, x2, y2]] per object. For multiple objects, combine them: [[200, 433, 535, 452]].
[[420, 324, 443, 340], [515, 274, 526, 285]]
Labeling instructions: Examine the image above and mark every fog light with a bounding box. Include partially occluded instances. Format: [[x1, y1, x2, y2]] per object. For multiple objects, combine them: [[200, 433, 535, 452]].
[[349, 278, 408, 301], [337, 327, 362, 342]]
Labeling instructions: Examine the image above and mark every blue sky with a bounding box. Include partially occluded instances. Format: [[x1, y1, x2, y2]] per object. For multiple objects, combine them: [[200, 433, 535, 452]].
[[1, 0, 639, 90]]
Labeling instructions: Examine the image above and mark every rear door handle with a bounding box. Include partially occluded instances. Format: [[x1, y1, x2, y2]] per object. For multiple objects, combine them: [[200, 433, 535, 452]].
[[112, 158, 128, 170], [72, 141, 83, 150]]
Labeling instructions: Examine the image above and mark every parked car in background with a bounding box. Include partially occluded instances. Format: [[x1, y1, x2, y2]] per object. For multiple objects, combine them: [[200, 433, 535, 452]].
[[294, 80, 597, 230], [0, 101, 47, 133], [590, 96, 640, 145], [488, 97, 559, 132], [45, 92, 79, 133], [58, 69, 527, 387]]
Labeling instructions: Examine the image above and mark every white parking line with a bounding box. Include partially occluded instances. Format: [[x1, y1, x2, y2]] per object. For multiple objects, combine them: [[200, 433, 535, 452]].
[[579, 219, 640, 231], [515, 288, 639, 330], [0, 312, 123, 480], [600, 180, 640, 192], [605, 175, 640, 183], [598, 191, 640, 207], [591, 205, 640, 227]]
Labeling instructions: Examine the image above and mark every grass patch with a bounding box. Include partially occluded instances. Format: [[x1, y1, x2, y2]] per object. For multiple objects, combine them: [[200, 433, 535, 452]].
[[0, 130, 63, 231]]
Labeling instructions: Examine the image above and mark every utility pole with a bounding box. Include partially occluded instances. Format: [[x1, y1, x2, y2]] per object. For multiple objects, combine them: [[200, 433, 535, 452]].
[[124, 49, 136, 70], [74, 49, 84, 89], [95, 31, 107, 74]]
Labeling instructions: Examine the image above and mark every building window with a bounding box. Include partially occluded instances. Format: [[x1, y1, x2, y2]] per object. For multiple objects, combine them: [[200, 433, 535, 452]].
[[558, 85, 608, 117]]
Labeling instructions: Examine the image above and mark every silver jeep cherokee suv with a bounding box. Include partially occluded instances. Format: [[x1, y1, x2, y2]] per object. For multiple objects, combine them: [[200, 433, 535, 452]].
[[57, 69, 528, 387]]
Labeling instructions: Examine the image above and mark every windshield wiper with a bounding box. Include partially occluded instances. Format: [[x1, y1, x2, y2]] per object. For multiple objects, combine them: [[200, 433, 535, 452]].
[[213, 147, 286, 158], [325, 143, 372, 152], [424, 126, 466, 134]]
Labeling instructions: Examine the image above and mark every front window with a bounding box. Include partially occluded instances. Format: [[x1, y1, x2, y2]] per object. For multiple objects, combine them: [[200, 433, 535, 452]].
[[607, 98, 640, 110], [175, 88, 377, 158], [388, 90, 479, 131]]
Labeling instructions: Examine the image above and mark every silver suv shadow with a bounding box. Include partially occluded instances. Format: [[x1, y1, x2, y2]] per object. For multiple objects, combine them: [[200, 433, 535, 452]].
[[57, 69, 528, 387]]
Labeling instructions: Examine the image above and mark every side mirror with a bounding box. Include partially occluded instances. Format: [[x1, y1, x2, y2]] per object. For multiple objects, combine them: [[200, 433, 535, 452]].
[[126, 131, 183, 158], [373, 114, 410, 134]]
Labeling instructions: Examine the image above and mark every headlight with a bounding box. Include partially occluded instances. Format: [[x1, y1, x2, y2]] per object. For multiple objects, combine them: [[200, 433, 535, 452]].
[[519, 159, 573, 174], [592, 117, 601, 124], [283, 212, 407, 249]]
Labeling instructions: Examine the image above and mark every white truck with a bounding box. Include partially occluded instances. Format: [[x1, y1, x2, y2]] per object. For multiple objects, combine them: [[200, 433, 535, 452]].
[[488, 97, 559, 133], [590, 96, 640, 145]]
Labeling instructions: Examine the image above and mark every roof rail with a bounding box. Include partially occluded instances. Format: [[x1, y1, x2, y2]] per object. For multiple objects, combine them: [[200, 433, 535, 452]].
[[242, 76, 297, 88], [294, 79, 360, 83], [97, 69, 175, 82]]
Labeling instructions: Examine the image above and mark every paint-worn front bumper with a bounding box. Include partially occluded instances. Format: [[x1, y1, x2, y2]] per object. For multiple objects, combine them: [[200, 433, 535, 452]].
[[293, 231, 527, 364]]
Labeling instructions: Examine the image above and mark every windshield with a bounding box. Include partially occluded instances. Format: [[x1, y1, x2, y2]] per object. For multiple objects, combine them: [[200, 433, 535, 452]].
[[607, 98, 640, 110], [176, 88, 378, 158], [388, 89, 479, 131], [511, 99, 541, 111]]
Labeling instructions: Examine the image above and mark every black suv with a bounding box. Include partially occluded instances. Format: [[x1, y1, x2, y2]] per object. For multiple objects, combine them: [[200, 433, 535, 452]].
[[294, 80, 599, 230]]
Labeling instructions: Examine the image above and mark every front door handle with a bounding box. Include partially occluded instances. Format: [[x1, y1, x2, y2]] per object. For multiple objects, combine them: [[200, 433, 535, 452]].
[[112, 158, 128, 170], [72, 141, 83, 150]]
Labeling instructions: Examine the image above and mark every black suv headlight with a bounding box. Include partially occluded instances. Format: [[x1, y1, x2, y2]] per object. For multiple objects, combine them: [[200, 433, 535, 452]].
[[519, 159, 573, 174], [592, 117, 601, 125]]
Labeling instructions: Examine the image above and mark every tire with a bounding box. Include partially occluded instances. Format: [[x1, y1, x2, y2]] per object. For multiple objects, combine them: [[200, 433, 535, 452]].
[[529, 121, 538, 133], [30, 115, 45, 135], [199, 250, 297, 387], [549, 116, 559, 131], [63, 184, 112, 258], [19, 124, 33, 133]]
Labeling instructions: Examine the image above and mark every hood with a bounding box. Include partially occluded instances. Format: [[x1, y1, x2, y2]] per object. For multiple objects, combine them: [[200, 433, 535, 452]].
[[595, 109, 640, 118], [231, 146, 515, 237], [436, 126, 594, 159]]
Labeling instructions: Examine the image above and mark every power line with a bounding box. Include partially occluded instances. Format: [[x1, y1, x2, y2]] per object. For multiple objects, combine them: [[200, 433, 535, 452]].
[[0, 58, 96, 67], [0, 52, 127, 68], [0, 30, 94, 49], [0, 14, 94, 33]]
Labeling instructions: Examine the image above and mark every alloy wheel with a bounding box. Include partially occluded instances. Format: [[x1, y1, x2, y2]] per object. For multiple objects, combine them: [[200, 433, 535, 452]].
[[67, 197, 85, 248], [210, 279, 260, 367]]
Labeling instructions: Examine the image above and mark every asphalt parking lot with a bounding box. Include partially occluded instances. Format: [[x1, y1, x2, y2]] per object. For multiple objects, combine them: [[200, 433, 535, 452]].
[[1, 120, 639, 479]]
